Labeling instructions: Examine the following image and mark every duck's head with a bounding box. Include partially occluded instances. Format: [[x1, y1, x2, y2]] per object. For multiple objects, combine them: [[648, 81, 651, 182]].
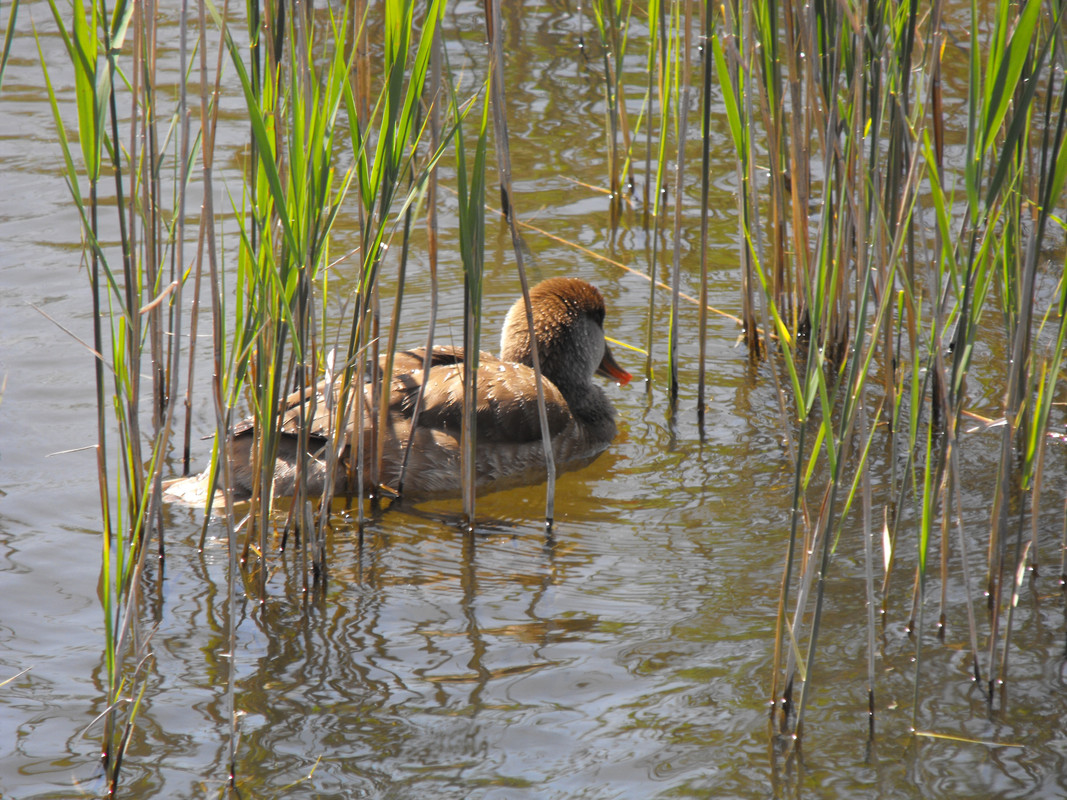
[[500, 277, 632, 392]]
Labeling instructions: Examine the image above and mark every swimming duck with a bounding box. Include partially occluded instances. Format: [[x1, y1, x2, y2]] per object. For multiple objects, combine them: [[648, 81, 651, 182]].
[[169, 277, 630, 503]]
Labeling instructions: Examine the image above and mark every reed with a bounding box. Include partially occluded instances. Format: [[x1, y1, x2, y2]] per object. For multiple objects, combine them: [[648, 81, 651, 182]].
[[710, 0, 1067, 743], [396, 20, 443, 497], [696, 0, 714, 427], [641, 0, 671, 384], [38, 0, 191, 788], [454, 84, 489, 529], [0, 1, 18, 90], [588, 0, 635, 227], [483, 0, 560, 528], [36, 0, 452, 787], [661, 0, 691, 405]]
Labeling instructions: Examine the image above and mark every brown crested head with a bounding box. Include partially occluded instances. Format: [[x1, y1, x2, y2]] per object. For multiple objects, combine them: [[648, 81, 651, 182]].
[[499, 277, 629, 397], [500, 278, 603, 361]]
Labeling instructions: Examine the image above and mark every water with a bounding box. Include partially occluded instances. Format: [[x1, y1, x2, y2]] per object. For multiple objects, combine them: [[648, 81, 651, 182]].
[[3, 2, 1067, 798]]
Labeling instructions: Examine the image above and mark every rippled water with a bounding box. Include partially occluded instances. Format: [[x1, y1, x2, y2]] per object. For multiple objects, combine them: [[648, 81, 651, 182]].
[[3, 2, 1067, 798]]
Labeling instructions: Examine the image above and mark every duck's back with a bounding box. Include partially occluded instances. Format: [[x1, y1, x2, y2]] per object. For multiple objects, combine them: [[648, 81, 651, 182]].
[[373, 346, 600, 495], [388, 347, 575, 442]]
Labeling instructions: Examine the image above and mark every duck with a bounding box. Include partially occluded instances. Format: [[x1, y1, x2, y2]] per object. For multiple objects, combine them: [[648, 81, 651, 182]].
[[167, 277, 631, 504]]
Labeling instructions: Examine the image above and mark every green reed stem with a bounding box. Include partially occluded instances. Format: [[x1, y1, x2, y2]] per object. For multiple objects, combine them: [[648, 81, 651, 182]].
[[455, 85, 490, 530], [696, 0, 712, 429], [0, 1, 18, 92], [666, 0, 690, 405]]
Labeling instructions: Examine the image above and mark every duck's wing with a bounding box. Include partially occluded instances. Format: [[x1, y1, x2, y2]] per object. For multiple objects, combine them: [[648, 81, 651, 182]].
[[390, 349, 573, 443], [230, 350, 416, 441], [286, 349, 449, 439], [228, 382, 334, 441], [232, 348, 573, 444]]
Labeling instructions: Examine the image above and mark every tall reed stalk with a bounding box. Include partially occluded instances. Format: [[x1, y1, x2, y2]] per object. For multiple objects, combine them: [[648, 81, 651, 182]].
[[455, 89, 489, 529], [589, 0, 635, 228], [696, 1, 714, 427], [641, 0, 671, 384], [1, 1, 19, 90], [484, 0, 559, 528], [666, 0, 692, 404]]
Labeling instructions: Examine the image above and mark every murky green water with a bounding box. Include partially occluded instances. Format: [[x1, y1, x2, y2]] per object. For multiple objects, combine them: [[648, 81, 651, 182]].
[[3, 1, 1067, 798]]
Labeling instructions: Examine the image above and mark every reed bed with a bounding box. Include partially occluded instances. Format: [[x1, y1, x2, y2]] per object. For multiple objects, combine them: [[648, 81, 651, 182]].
[[705, 0, 1067, 745], [34, 0, 1067, 790], [38, 0, 532, 786], [39, 0, 184, 789]]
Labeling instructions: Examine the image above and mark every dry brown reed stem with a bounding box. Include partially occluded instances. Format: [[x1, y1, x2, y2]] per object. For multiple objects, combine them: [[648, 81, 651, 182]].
[[666, 0, 691, 404], [181, 9, 210, 479], [377, 217, 411, 500], [484, 0, 558, 526], [858, 402, 877, 731], [718, 0, 758, 353], [606, 1, 638, 206], [460, 288, 478, 528], [589, 0, 634, 228], [195, 0, 231, 550], [396, 20, 443, 496], [345, 4, 372, 532], [368, 278, 383, 498], [696, 0, 713, 427], [194, 0, 239, 779]]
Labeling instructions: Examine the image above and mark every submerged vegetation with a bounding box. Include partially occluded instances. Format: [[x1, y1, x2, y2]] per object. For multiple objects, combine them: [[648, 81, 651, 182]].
[[27, 0, 1067, 790]]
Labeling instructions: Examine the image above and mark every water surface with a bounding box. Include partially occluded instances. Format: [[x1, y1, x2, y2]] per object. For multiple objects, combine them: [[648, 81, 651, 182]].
[[2, 2, 1067, 798]]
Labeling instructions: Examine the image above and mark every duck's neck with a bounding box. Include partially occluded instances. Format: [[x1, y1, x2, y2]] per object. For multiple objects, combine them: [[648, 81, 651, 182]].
[[554, 378, 617, 443]]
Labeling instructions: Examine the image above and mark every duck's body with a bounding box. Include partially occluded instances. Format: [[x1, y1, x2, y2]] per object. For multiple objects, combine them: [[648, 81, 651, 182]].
[[170, 278, 630, 503]]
